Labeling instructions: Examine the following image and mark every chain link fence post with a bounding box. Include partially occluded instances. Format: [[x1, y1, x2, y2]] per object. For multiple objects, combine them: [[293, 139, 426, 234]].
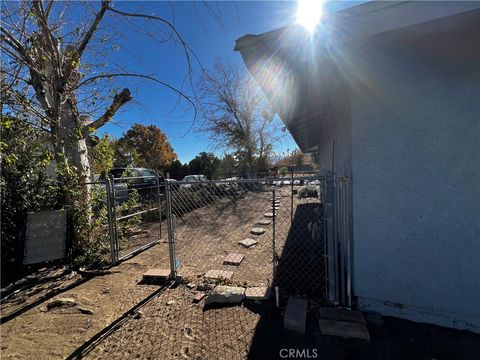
[[105, 176, 116, 265], [165, 180, 177, 279], [272, 188, 277, 280], [324, 172, 337, 302], [321, 176, 328, 299], [290, 167, 294, 224], [109, 174, 120, 263], [155, 174, 162, 241]]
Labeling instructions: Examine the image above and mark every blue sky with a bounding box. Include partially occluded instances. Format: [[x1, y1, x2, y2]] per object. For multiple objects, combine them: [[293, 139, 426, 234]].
[[97, 1, 359, 163]]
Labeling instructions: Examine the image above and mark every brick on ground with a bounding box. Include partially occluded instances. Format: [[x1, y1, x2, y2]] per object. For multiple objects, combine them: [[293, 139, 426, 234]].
[[203, 269, 234, 281], [251, 227, 266, 235], [238, 238, 258, 248], [205, 285, 245, 305], [142, 269, 170, 281], [223, 253, 245, 266], [192, 292, 205, 303], [245, 287, 271, 301]]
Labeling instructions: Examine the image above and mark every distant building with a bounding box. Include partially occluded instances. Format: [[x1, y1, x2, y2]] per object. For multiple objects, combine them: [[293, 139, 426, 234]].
[[271, 152, 316, 173]]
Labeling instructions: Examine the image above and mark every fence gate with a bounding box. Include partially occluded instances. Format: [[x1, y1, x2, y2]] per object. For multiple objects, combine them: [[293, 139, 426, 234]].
[[99, 172, 351, 307], [106, 174, 165, 263]]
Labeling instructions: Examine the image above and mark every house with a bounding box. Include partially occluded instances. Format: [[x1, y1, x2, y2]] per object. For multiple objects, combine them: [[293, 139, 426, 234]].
[[271, 152, 316, 173], [235, 1, 480, 333]]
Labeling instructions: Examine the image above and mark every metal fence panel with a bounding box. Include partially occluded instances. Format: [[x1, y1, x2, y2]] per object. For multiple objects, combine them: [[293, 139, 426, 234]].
[[273, 177, 326, 304], [166, 179, 274, 287], [163, 176, 327, 305], [109, 175, 166, 262]]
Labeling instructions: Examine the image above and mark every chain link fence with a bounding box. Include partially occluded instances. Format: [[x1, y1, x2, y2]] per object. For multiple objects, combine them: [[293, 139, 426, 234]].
[[79, 174, 335, 307], [162, 176, 327, 304], [108, 174, 166, 262]]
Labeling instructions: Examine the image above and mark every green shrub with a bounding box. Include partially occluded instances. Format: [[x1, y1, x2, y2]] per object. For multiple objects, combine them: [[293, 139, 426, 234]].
[[72, 183, 110, 268], [278, 166, 289, 177], [298, 185, 318, 199], [1, 116, 62, 272]]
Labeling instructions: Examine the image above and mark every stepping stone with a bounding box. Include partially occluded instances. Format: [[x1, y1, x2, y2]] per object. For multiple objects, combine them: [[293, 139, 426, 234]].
[[223, 253, 245, 266], [143, 268, 170, 281], [270, 206, 280, 210], [257, 219, 271, 225], [204, 270, 234, 281], [264, 212, 275, 218], [319, 319, 370, 342], [251, 227, 266, 235], [205, 285, 245, 305], [245, 287, 271, 301], [318, 307, 366, 324], [238, 238, 258, 248], [284, 296, 308, 334]]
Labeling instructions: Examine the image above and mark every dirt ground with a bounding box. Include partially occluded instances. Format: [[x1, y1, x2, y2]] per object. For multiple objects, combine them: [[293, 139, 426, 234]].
[[1, 185, 479, 359], [1, 185, 322, 359]]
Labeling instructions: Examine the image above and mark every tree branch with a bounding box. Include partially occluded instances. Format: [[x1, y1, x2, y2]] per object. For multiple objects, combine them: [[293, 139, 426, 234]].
[[0, 27, 42, 77], [106, 6, 203, 74], [75, 73, 197, 132], [63, 0, 109, 83], [83, 88, 132, 136]]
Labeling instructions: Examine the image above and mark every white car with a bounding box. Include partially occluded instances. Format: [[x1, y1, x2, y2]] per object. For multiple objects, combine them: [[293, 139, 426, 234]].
[[180, 175, 208, 189]]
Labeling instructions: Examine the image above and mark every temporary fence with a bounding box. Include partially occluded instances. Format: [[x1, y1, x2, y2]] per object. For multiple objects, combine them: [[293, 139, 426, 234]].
[[79, 173, 352, 307], [163, 176, 327, 303]]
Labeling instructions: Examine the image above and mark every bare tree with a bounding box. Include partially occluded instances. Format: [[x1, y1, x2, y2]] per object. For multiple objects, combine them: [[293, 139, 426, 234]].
[[0, 0, 198, 194], [197, 60, 283, 177]]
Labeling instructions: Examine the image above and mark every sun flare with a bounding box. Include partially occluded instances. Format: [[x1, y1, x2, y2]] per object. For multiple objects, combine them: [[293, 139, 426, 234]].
[[296, 0, 324, 33]]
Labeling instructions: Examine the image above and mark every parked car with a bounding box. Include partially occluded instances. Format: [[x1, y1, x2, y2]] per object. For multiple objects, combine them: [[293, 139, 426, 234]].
[[102, 167, 163, 201], [180, 175, 208, 190], [217, 177, 243, 195]]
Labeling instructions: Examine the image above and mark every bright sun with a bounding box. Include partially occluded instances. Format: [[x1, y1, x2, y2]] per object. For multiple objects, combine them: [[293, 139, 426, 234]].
[[296, 0, 324, 33]]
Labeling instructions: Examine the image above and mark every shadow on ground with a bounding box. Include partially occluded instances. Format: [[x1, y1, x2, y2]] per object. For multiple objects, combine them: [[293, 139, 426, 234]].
[[60, 202, 480, 360]]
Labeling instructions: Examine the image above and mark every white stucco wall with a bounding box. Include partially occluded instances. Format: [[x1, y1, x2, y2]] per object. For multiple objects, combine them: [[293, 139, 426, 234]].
[[349, 40, 480, 332]]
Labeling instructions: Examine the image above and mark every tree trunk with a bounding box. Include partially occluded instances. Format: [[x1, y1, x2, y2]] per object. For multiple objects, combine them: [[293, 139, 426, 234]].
[[58, 100, 91, 183]]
